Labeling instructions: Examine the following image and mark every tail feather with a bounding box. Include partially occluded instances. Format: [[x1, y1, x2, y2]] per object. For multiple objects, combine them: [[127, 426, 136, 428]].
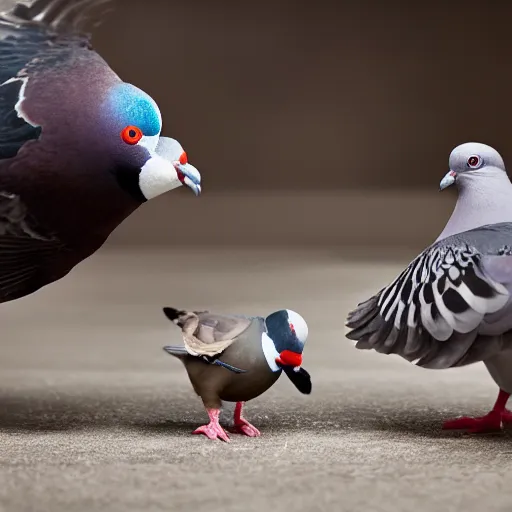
[[345, 293, 494, 370], [162, 306, 190, 328], [162, 306, 185, 321], [345, 294, 381, 329]]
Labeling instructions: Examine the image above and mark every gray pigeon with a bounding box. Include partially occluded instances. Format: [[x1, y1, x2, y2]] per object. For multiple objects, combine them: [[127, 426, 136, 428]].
[[346, 142, 512, 433]]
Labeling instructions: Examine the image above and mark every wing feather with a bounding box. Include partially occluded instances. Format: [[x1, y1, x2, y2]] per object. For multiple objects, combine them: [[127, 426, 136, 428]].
[[2, 0, 116, 34], [167, 309, 253, 358], [346, 239, 512, 369]]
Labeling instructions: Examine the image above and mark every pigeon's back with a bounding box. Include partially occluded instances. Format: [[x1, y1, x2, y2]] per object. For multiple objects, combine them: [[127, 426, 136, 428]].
[[0, 0, 114, 80]]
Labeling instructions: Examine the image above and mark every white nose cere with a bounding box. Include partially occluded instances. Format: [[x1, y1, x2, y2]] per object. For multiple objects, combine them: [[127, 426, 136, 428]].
[[286, 309, 308, 344], [155, 137, 184, 160]]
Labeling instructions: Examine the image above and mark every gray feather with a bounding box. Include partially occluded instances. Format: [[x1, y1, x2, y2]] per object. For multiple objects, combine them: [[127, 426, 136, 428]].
[[346, 222, 512, 369]]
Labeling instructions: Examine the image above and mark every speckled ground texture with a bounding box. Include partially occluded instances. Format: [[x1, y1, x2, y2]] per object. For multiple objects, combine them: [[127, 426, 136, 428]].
[[2, 248, 512, 512]]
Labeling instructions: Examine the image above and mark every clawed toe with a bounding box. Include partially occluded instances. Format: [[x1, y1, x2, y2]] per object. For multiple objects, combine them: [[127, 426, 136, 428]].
[[442, 411, 503, 433], [233, 420, 261, 437], [193, 423, 230, 442]]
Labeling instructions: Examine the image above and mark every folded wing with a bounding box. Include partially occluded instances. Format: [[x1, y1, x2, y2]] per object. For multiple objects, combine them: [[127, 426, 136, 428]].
[[346, 229, 512, 369]]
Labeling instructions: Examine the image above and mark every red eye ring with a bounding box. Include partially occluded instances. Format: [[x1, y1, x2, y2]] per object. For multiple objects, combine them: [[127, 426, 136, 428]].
[[121, 125, 143, 145], [467, 155, 481, 168]]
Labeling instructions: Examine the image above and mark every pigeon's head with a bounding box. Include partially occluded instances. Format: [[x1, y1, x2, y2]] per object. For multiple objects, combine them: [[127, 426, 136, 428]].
[[100, 83, 201, 201], [265, 309, 311, 394], [440, 142, 506, 191]]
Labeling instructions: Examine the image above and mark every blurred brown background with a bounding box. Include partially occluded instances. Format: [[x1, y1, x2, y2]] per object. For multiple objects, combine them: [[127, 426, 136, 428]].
[[3, 4, 512, 511], [96, 0, 512, 191], [90, 0, 512, 248]]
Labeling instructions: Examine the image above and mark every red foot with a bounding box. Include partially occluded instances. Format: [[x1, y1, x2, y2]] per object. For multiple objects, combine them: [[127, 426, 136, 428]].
[[233, 418, 261, 437], [442, 410, 503, 433], [231, 401, 261, 437], [442, 390, 512, 433], [193, 408, 230, 442]]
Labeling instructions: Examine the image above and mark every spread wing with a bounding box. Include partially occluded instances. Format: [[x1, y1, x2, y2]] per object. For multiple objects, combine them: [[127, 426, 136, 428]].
[[346, 235, 512, 369], [184, 312, 253, 357], [0, 191, 67, 302]]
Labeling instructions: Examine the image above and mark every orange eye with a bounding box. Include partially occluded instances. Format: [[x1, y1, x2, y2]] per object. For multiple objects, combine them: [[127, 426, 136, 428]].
[[121, 126, 143, 145]]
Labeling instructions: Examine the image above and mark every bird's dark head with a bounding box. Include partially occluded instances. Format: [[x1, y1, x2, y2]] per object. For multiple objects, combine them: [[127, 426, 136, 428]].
[[265, 309, 311, 394], [99, 82, 201, 202], [439, 142, 506, 192]]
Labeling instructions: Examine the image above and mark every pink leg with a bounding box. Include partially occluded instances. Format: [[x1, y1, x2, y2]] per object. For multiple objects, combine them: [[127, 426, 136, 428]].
[[192, 408, 230, 442], [442, 389, 512, 433], [232, 402, 261, 437]]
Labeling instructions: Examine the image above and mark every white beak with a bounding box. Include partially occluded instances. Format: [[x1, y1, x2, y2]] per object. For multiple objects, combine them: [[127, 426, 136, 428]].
[[440, 170, 456, 191]]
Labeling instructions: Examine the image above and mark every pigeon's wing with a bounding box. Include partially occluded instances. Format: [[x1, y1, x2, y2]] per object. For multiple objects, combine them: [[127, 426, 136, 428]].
[[1, 0, 115, 35], [184, 313, 253, 358], [0, 0, 116, 79], [346, 231, 512, 369], [0, 191, 67, 302], [195, 312, 253, 342], [0, 0, 116, 159]]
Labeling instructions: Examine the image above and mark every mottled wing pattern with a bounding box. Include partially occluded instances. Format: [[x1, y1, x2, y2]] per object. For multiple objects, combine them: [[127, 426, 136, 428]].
[[0, 191, 66, 302], [346, 240, 511, 369]]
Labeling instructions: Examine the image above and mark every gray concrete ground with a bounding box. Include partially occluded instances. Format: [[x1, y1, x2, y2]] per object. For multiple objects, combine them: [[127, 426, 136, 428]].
[[1, 248, 511, 512]]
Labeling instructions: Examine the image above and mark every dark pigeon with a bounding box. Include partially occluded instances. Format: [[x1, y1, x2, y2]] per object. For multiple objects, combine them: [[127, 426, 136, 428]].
[[0, 0, 202, 303]]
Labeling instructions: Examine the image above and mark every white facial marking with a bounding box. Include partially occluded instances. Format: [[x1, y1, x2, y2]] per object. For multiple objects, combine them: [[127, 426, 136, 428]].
[[155, 137, 184, 161], [286, 309, 308, 344], [1, 76, 37, 126], [261, 332, 281, 372], [138, 154, 181, 200], [139, 134, 159, 153]]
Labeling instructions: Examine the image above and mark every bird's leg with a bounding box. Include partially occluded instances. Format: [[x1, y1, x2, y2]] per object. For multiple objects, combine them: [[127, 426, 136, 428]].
[[231, 401, 261, 437], [442, 389, 511, 433], [192, 407, 230, 442]]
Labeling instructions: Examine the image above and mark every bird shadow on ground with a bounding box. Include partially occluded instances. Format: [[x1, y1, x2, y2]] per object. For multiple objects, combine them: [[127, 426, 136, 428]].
[[1, 391, 512, 443], [0, 392, 199, 434]]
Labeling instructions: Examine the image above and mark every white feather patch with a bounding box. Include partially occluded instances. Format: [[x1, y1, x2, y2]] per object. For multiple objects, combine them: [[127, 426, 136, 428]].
[[261, 332, 280, 372], [0, 76, 37, 127]]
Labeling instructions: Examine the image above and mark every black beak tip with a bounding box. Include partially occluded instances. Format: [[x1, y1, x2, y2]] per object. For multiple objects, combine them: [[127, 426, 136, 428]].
[[281, 365, 312, 395]]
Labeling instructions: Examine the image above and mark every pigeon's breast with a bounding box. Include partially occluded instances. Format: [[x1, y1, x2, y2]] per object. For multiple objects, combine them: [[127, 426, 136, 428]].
[[217, 319, 281, 403]]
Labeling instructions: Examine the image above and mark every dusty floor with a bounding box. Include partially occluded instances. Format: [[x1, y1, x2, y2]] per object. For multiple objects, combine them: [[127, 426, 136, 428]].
[[1, 248, 511, 512]]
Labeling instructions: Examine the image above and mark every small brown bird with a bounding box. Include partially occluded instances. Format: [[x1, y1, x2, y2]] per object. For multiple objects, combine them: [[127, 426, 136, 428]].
[[162, 306, 311, 442]]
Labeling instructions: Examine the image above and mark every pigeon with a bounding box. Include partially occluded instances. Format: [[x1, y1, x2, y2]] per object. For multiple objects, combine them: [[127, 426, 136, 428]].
[[345, 142, 512, 433], [162, 306, 312, 442], [0, 0, 201, 303]]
